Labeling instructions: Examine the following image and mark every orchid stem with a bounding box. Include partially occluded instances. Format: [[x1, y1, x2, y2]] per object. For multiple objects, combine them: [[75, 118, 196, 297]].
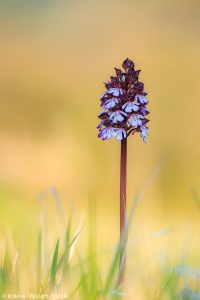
[[118, 137, 127, 287]]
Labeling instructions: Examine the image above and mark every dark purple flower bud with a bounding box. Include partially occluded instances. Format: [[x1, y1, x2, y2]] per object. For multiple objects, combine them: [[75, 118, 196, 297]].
[[134, 70, 141, 76], [110, 76, 119, 84], [115, 68, 122, 77], [98, 112, 109, 120], [127, 68, 136, 76], [97, 59, 149, 142], [104, 82, 113, 89], [122, 58, 134, 70], [134, 82, 144, 93]]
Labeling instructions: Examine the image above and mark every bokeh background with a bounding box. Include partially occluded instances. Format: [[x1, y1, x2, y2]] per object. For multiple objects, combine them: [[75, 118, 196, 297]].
[[0, 0, 200, 297]]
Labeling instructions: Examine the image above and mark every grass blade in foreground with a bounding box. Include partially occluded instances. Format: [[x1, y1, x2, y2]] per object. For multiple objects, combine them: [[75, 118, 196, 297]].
[[104, 192, 141, 297], [50, 239, 59, 288]]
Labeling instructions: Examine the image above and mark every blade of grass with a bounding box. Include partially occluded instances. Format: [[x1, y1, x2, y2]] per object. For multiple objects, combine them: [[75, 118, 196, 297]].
[[104, 192, 140, 294], [50, 239, 59, 288], [104, 162, 162, 296], [11, 252, 18, 281], [156, 269, 176, 300], [77, 251, 89, 300], [37, 229, 42, 290], [87, 197, 99, 299], [57, 226, 82, 272], [42, 225, 82, 290], [0, 246, 12, 293], [62, 217, 71, 273]]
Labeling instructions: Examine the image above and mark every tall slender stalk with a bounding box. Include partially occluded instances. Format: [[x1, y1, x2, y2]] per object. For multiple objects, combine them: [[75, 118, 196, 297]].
[[118, 137, 127, 286], [97, 58, 149, 292]]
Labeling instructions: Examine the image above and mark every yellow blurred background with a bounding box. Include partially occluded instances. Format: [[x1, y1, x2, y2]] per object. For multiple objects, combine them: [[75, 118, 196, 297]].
[[0, 0, 200, 297]]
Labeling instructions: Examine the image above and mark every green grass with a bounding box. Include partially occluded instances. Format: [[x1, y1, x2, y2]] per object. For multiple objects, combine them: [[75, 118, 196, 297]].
[[1, 174, 200, 299]]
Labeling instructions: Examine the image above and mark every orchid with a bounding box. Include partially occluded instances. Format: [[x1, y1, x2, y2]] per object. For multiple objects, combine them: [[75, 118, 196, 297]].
[[97, 58, 149, 142], [97, 58, 150, 288]]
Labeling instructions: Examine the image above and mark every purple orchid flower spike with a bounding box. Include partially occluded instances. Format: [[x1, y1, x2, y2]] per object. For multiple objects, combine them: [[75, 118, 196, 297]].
[[97, 58, 150, 289], [97, 58, 149, 142]]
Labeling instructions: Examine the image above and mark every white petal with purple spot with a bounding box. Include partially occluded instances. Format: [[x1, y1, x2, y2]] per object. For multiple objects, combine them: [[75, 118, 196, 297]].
[[128, 114, 144, 127], [122, 102, 139, 113], [100, 127, 116, 140], [107, 88, 123, 97], [115, 128, 127, 141], [104, 98, 118, 109], [109, 111, 127, 123], [135, 94, 148, 104], [140, 125, 149, 143]]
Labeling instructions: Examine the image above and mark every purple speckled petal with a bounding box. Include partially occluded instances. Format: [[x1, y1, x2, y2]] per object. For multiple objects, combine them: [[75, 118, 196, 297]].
[[136, 94, 148, 104], [140, 125, 149, 143], [107, 88, 123, 97], [128, 114, 144, 127], [115, 128, 127, 141], [122, 102, 139, 113], [104, 98, 118, 109]]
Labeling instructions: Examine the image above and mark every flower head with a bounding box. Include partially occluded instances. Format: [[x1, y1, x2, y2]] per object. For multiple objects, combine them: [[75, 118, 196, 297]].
[[97, 58, 149, 142]]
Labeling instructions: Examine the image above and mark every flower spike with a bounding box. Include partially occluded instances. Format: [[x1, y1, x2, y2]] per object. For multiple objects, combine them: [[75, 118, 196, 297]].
[[97, 58, 149, 142]]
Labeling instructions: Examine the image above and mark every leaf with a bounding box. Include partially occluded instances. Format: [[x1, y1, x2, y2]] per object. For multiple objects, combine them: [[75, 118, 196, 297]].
[[57, 226, 82, 272], [37, 230, 42, 289], [50, 239, 59, 287]]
